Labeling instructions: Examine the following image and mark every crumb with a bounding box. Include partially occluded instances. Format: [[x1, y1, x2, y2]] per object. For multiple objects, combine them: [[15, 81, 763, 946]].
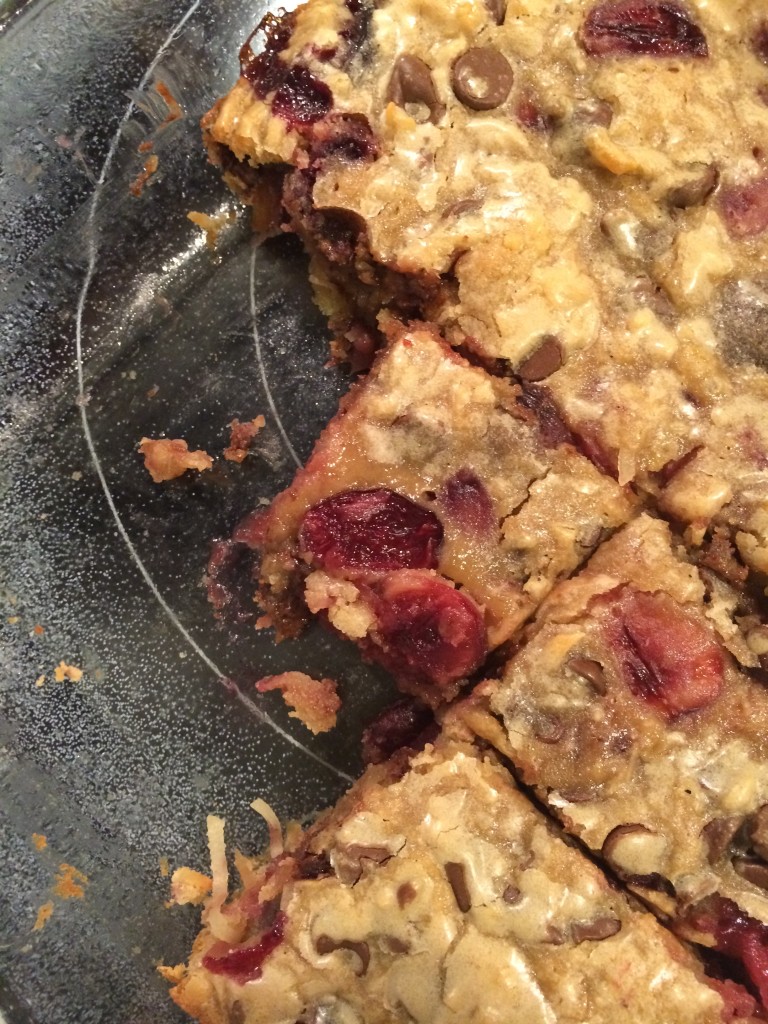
[[155, 81, 182, 126], [7, 616, 20, 625], [70, 471, 82, 481], [129, 154, 159, 198], [34, 675, 46, 688], [223, 415, 266, 463], [169, 866, 212, 906], [53, 863, 88, 900], [256, 672, 341, 734], [32, 902, 54, 932], [31, 833, 47, 851], [159, 856, 170, 878], [33, 624, 44, 635], [54, 661, 83, 683], [147, 385, 159, 399], [187, 209, 236, 250], [255, 614, 273, 630], [138, 140, 154, 154], [138, 437, 213, 483], [157, 963, 186, 984]]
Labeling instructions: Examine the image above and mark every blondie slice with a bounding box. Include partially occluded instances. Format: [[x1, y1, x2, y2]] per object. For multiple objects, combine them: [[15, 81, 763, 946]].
[[232, 322, 634, 704], [168, 726, 746, 1024], [462, 514, 768, 1006]]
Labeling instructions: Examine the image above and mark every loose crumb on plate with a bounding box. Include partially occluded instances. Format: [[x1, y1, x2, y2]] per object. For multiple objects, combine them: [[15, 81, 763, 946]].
[[32, 902, 54, 932], [223, 415, 265, 463], [53, 661, 83, 683], [169, 866, 212, 907], [31, 833, 47, 851], [138, 437, 213, 483], [53, 863, 88, 900], [187, 209, 236, 250], [129, 154, 159, 198], [256, 672, 341, 735]]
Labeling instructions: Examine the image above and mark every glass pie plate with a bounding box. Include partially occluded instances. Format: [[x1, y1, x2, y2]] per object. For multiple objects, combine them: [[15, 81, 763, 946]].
[[0, 1, 397, 1020]]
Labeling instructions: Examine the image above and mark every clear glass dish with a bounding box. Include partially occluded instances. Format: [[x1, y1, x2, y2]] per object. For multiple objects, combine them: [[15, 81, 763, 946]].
[[0, 1, 394, 1019]]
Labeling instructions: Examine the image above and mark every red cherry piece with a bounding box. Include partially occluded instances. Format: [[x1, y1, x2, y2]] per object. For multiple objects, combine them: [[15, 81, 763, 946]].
[[707, 978, 759, 1022], [202, 912, 286, 985], [439, 469, 496, 533], [718, 175, 768, 239], [272, 66, 333, 126], [299, 489, 443, 573], [374, 571, 487, 688], [596, 586, 724, 717], [581, 1, 708, 58], [695, 898, 768, 1011]]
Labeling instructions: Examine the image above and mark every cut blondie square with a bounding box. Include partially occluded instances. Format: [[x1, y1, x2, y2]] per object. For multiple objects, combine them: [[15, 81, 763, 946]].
[[232, 322, 636, 705], [203, 0, 768, 589], [167, 726, 752, 1024], [461, 514, 768, 1007]]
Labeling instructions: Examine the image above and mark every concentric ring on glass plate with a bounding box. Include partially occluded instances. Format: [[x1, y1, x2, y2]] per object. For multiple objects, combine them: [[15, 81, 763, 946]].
[[74, 0, 353, 784]]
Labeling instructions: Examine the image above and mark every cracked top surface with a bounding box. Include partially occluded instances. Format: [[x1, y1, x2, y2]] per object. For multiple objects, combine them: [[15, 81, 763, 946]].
[[243, 323, 634, 700], [206, 0, 768, 578], [475, 514, 768, 934], [169, 733, 727, 1024]]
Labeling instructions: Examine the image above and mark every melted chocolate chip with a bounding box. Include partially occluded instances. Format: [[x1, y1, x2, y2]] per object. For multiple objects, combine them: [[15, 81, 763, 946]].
[[315, 936, 370, 975], [545, 924, 566, 945], [569, 656, 608, 695], [485, 0, 506, 24], [750, 805, 768, 862], [502, 884, 522, 904], [397, 882, 417, 907], [386, 55, 445, 123], [383, 935, 410, 954], [733, 858, 768, 892], [666, 164, 719, 209], [517, 336, 564, 382], [532, 712, 566, 744], [754, 20, 768, 65], [702, 816, 745, 865], [572, 916, 622, 943], [444, 862, 471, 912], [451, 47, 514, 111]]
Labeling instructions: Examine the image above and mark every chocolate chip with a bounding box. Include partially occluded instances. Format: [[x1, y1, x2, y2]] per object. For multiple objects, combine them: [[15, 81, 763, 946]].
[[332, 843, 393, 885], [545, 924, 566, 945], [485, 0, 506, 24], [382, 935, 410, 954], [444, 862, 471, 912], [532, 712, 566, 744], [575, 98, 614, 127], [441, 196, 484, 220], [702, 816, 745, 865], [315, 935, 371, 975], [397, 881, 416, 907], [386, 55, 445, 123], [451, 47, 514, 111], [569, 656, 608, 695], [734, 858, 768, 892], [502, 884, 522, 904], [517, 336, 564, 382], [666, 164, 719, 209], [571, 916, 622, 943]]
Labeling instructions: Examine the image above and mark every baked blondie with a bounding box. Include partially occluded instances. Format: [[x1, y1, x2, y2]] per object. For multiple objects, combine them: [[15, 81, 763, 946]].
[[168, 727, 749, 1024], [232, 321, 635, 704], [462, 514, 768, 1006]]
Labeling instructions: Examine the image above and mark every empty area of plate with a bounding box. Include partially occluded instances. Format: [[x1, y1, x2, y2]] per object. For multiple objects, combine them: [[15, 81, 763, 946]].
[[0, 0, 397, 1021]]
